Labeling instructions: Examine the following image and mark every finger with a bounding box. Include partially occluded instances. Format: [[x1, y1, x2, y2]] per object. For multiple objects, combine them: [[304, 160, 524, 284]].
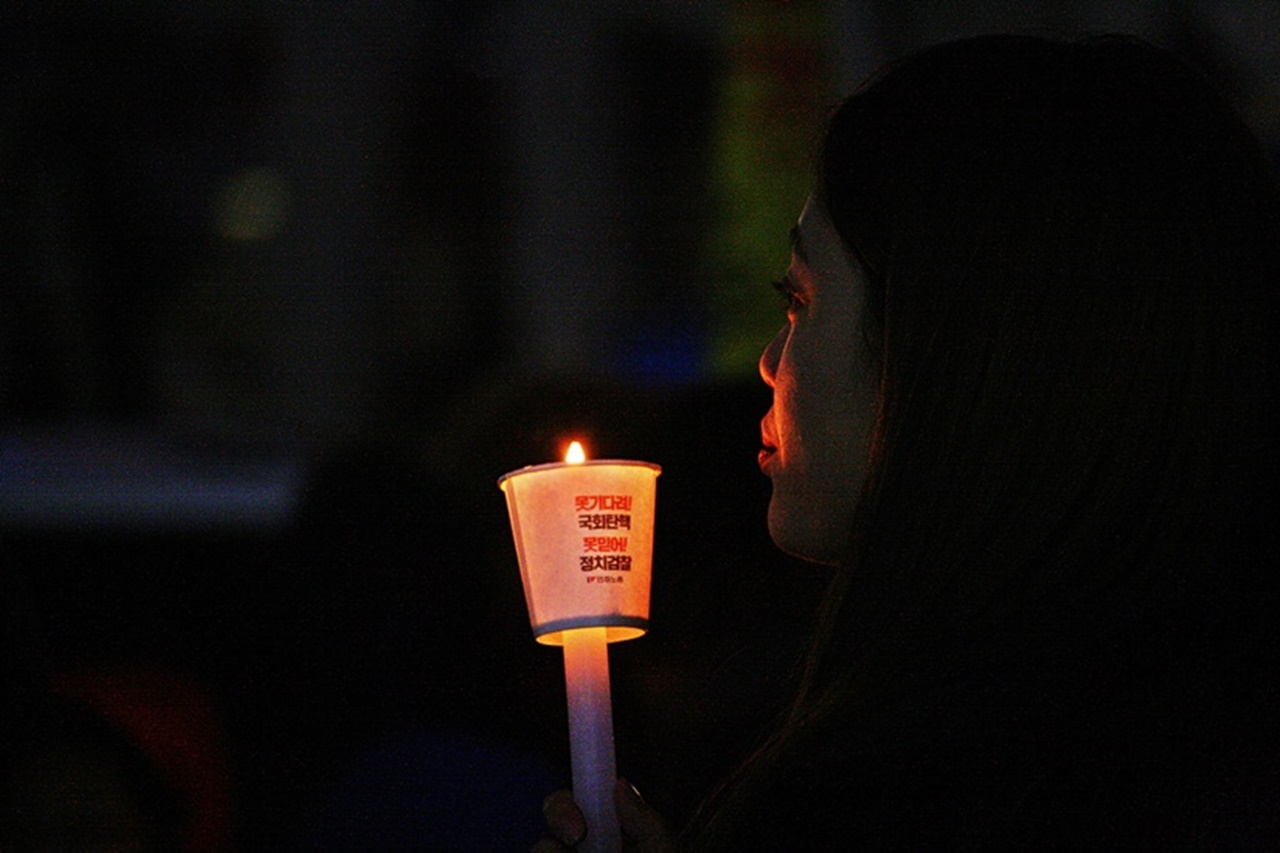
[[616, 778, 674, 851], [542, 789, 588, 847]]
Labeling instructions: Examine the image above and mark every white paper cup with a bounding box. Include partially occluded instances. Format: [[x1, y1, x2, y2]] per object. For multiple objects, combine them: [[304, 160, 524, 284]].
[[499, 459, 660, 645]]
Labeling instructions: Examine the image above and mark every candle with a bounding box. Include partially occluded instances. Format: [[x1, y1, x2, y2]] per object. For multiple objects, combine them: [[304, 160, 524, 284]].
[[499, 442, 660, 853], [563, 626, 619, 852]]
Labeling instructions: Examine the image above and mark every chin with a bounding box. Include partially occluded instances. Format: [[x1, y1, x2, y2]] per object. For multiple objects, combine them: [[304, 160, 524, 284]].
[[767, 500, 845, 565]]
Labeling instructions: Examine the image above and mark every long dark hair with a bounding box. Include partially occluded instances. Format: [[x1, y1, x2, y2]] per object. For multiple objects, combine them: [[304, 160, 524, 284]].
[[690, 34, 1278, 847]]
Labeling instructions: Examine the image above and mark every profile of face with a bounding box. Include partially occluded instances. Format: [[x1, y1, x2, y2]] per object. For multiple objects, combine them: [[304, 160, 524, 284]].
[[759, 196, 879, 564]]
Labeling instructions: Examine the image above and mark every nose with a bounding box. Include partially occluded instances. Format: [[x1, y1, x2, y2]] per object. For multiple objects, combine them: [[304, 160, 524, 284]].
[[759, 325, 785, 387]]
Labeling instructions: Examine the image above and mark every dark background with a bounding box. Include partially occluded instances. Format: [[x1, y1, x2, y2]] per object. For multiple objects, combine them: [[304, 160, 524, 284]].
[[3, 1, 1277, 846]]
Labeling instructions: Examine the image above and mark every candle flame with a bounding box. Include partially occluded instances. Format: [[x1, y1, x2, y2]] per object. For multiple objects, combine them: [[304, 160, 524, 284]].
[[566, 441, 587, 464]]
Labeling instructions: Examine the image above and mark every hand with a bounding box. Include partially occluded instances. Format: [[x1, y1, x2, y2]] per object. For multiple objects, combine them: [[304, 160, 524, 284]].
[[532, 779, 675, 852]]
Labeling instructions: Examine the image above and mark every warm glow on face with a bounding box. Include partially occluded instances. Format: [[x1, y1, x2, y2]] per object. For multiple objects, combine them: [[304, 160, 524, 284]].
[[565, 441, 587, 464]]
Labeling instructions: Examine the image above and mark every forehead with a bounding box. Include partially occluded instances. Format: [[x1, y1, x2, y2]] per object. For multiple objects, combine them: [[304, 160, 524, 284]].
[[793, 195, 845, 269]]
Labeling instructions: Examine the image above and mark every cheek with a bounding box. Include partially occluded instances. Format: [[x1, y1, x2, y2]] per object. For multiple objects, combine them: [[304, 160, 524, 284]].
[[777, 343, 875, 540], [768, 379, 870, 561], [785, 329, 867, 452]]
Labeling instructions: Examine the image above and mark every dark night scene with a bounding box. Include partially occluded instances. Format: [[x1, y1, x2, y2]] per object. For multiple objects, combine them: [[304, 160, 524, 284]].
[[3, 2, 1278, 849]]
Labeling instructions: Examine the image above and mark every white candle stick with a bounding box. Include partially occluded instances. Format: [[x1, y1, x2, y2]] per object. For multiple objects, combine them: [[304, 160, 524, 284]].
[[563, 626, 621, 852]]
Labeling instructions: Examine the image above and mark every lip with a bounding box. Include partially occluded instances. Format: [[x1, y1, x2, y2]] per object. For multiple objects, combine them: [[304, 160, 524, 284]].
[[759, 417, 779, 471]]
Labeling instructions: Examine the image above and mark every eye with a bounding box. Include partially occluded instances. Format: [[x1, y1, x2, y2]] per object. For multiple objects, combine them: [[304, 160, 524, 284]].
[[771, 276, 805, 315]]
